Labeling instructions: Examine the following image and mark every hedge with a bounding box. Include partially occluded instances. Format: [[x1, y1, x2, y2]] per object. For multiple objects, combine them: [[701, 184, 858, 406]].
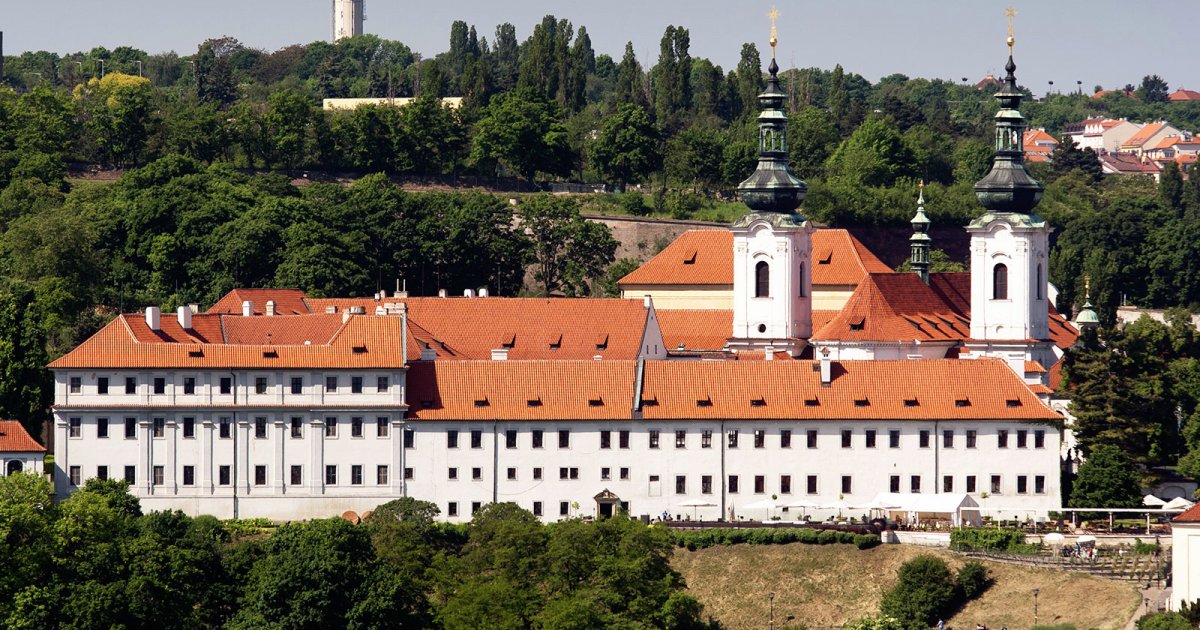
[[672, 527, 881, 551], [949, 528, 1028, 552]]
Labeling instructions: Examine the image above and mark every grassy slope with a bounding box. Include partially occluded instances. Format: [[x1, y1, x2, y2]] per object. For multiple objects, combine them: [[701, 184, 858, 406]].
[[672, 543, 1141, 630]]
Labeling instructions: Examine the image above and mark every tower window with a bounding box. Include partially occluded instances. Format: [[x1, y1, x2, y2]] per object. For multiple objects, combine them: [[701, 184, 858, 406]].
[[1036, 264, 1043, 300], [798, 262, 806, 297], [755, 261, 770, 298], [992, 263, 1008, 300]]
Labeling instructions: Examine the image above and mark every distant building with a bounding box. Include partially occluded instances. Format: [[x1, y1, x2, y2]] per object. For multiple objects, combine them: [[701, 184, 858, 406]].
[[332, 0, 364, 41], [1067, 117, 1142, 153], [1099, 152, 1163, 180], [322, 97, 464, 111], [0, 420, 45, 477], [1023, 129, 1058, 163], [1169, 88, 1200, 102], [1121, 121, 1185, 157], [974, 73, 1003, 90]]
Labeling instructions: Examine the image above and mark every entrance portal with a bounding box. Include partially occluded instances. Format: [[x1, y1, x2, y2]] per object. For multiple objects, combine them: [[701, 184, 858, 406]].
[[594, 488, 621, 519]]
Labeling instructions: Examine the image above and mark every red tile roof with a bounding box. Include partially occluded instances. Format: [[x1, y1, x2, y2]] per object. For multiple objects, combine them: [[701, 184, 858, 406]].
[[657, 310, 732, 351], [0, 421, 45, 452], [639, 358, 1059, 421], [1169, 89, 1200, 102], [1174, 502, 1200, 522], [208, 289, 311, 315], [812, 273, 970, 342], [617, 229, 891, 288], [1100, 152, 1163, 175], [1122, 123, 1167, 149]]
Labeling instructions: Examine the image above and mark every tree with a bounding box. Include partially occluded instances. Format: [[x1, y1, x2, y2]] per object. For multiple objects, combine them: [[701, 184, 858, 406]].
[[491, 23, 520, 92], [1136, 74, 1170, 103], [734, 43, 763, 118], [1138, 612, 1194, 630], [1069, 444, 1142, 508], [652, 26, 692, 132], [828, 64, 851, 130], [261, 90, 314, 169], [194, 37, 240, 105], [825, 116, 917, 186], [77, 73, 155, 167], [0, 285, 52, 440], [519, 195, 617, 296], [879, 555, 957, 627], [1050, 135, 1103, 183], [470, 89, 573, 182], [1160, 160, 1184, 210], [613, 42, 647, 108], [590, 104, 660, 189]]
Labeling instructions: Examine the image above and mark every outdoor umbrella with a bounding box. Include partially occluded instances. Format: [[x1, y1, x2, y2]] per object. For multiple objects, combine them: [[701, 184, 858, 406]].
[[676, 499, 717, 520], [1143, 494, 1167, 507], [1043, 532, 1065, 544], [743, 497, 787, 519], [1165, 497, 1195, 511]]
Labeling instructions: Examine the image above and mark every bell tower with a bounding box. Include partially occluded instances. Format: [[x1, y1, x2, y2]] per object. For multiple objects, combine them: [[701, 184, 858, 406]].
[[729, 10, 813, 357]]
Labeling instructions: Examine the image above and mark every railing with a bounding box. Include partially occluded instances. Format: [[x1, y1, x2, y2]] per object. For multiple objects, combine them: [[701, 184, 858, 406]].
[[955, 548, 1167, 584]]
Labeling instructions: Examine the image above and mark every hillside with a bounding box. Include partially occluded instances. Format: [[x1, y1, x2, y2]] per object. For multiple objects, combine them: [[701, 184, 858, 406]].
[[672, 543, 1142, 629]]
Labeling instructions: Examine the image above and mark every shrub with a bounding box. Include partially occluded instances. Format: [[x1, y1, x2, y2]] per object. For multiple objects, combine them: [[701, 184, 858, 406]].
[[1137, 612, 1194, 630], [618, 191, 649, 216], [670, 528, 879, 550], [879, 555, 957, 627], [956, 560, 991, 599], [949, 527, 1027, 552], [1133, 538, 1160, 555]]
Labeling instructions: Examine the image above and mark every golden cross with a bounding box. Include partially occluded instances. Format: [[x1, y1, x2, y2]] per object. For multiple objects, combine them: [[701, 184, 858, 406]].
[[1005, 6, 1017, 52], [768, 7, 779, 58], [1084, 275, 1091, 297]]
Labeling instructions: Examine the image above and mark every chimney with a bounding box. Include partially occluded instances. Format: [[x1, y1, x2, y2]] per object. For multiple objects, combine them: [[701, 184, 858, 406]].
[[464, 289, 475, 298], [145, 306, 161, 331], [491, 348, 509, 361], [819, 348, 832, 387], [764, 345, 774, 361], [242, 300, 253, 317], [420, 345, 437, 361], [438, 289, 447, 298], [325, 306, 338, 314], [176, 306, 192, 330], [188, 304, 200, 313], [342, 311, 352, 324], [478, 287, 489, 297], [643, 295, 652, 309], [265, 300, 276, 316]]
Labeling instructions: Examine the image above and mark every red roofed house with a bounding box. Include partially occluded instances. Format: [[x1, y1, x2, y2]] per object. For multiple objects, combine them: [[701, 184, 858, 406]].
[[1120, 121, 1185, 157], [0, 420, 45, 477], [1169, 88, 1200, 102], [1067, 117, 1143, 153], [49, 42, 1073, 524], [1023, 129, 1058, 163]]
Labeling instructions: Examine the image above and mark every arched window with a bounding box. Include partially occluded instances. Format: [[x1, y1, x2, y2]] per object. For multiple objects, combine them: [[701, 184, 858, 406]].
[[755, 261, 770, 298], [993, 263, 1008, 300], [797, 262, 806, 297], [1036, 264, 1044, 300]]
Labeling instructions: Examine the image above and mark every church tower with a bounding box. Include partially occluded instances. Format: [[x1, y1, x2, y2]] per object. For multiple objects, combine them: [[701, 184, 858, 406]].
[[729, 14, 813, 356], [964, 16, 1056, 374]]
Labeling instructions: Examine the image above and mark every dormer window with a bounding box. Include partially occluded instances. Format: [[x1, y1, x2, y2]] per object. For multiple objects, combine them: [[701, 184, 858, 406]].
[[473, 398, 489, 407], [262, 350, 278, 358], [854, 399, 870, 407], [187, 349, 204, 358], [683, 251, 698, 265], [1006, 399, 1022, 407], [755, 261, 770, 298], [501, 335, 516, 349], [904, 398, 919, 407], [588, 398, 604, 407], [595, 335, 609, 351], [352, 345, 367, 354], [696, 398, 713, 407], [527, 398, 542, 407], [549, 335, 562, 350], [955, 399, 971, 407], [804, 398, 820, 406], [750, 398, 766, 407], [849, 316, 865, 331]]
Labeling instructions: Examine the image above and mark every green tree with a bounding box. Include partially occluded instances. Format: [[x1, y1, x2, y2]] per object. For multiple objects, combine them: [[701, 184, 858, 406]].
[[0, 472, 55, 623], [396, 96, 466, 174], [1160, 160, 1184, 210], [613, 42, 647, 109], [470, 89, 573, 182], [879, 555, 957, 628], [519, 195, 617, 296], [653, 26, 692, 131], [734, 43, 763, 119], [591, 103, 660, 189], [261, 90, 315, 169], [491, 23, 520, 92], [1070, 444, 1142, 508], [1136, 74, 1170, 103], [826, 116, 917, 186], [1050, 135, 1103, 183], [1137, 611, 1193, 630], [787, 106, 839, 179], [0, 285, 52, 440]]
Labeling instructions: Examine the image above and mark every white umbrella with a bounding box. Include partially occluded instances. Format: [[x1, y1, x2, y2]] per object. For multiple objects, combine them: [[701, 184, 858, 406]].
[[1165, 497, 1195, 510], [1143, 494, 1167, 507], [1077, 535, 1097, 544], [676, 499, 717, 520], [743, 498, 787, 510], [784, 498, 818, 509], [1044, 532, 1065, 544]]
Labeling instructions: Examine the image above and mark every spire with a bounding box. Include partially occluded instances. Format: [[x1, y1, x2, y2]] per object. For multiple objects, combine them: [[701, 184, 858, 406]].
[[1074, 276, 1100, 329], [973, 8, 1044, 215], [737, 10, 807, 214], [910, 180, 931, 284]]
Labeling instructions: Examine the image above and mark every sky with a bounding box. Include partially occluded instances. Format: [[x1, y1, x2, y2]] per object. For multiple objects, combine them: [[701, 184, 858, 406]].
[[4, 0, 1198, 93]]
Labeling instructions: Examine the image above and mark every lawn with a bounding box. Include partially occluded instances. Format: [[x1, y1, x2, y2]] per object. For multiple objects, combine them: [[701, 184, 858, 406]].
[[671, 542, 1142, 629]]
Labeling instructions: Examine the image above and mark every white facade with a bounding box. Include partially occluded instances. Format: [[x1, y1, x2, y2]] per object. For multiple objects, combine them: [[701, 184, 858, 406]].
[[730, 215, 814, 355], [1173, 519, 1200, 610], [1071, 119, 1142, 153], [332, 0, 364, 41], [2, 452, 43, 476]]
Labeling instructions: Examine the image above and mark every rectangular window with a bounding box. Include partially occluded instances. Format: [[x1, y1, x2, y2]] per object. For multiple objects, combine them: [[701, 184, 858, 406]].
[[754, 475, 765, 494], [183, 377, 196, 395], [254, 377, 268, 394], [69, 377, 81, 393], [842, 475, 853, 494], [290, 465, 302, 486], [889, 429, 900, 448], [447, 429, 459, 448], [325, 376, 338, 392], [290, 377, 303, 394], [533, 501, 543, 517], [218, 466, 231, 485], [470, 430, 482, 449], [910, 475, 921, 493], [183, 417, 195, 438], [255, 417, 267, 439], [97, 465, 108, 481], [97, 417, 109, 438], [324, 417, 337, 437], [152, 466, 164, 486], [702, 475, 713, 494], [352, 465, 363, 485], [377, 417, 389, 437], [291, 417, 303, 438], [377, 376, 389, 392], [600, 430, 611, 449], [558, 467, 568, 480], [351, 376, 363, 393], [153, 378, 165, 394], [619, 430, 630, 449], [352, 417, 364, 438], [780, 429, 792, 448], [559, 502, 569, 516], [702, 430, 713, 448], [532, 430, 544, 448], [505, 429, 517, 448], [675, 475, 687, 494], [69, 465, 81, 486], [1034, 475, 1046, 494], [1016, 475, 1028, 494], [967, 475, 977, 493], [943, 430, 953, 448], [218, 377, 231, 395], [676, 430, 687, 448], [69, 417, 81, 438], [403, 429, 414, 449], [326, 465, 338, 485], [152, 417, 165, 438], [919, 430, 930, 448], [728, 475, 740, 493], [620, 467, 630, 480], [471, 502, 482, 515], [449, 467, 459, 480], [998, 430, 1009, 448], [991, 475, 1002, 494], [807, 429, 818, 448], [127, 376, 138, 394], [126, 417, 137, 439], [943, 475, 954, 493], [254, 465, 266, 486], [841, 429, 852, 448], [558, 429, 570, 448], [124, 465, 136, 484], [507, 467, 517, 480], [1017, 430, 1028, 448], [727, 429, 739, 448], [890, 475, 900, 493], [97, 377, 109, 394], [219, 417, 231, 439], [649, 430, 660, 449], [472, 467, 482, 481], [865, 430, 877, 448], [533, 467, 543, 480], [601, 467, 611, 480], [1034, 430, 1045, 449], [780, 474, 791, 494], [404, 467, 413, 480], [966, 430, 977, 449], [448, 502, 458, 517], [754, 429, 766, 448], [806, 475, 817, 494]]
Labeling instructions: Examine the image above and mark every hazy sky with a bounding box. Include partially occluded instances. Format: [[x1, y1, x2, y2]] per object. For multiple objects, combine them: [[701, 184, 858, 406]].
[[4, 0, 1198, 93]]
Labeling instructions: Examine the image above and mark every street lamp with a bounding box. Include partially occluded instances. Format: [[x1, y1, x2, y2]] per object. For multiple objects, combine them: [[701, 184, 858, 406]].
[[1047, 80, 1054, 100], [1077, 80, 1083, 95], [1032, 588, 1040, 625], [769, 592, 775, 630], [136, 60, 143, 77], [99, 59, 105, 78]]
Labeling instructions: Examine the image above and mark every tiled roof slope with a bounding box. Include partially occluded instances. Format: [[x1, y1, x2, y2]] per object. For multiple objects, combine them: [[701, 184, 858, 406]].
[[48, 314, 407, 369], [406, 361, 637, 420], [1122, 123, 1166, 149], [0, 420, 45, 452], [208, 288, 311, 315], [657, 310, 732, 350], [640, 358, 1059, 421], [617, 229, 891, 288], [812, 273, 970, 342], [1169, 89, 1200, 102], [1175, 502, 1200, 522]]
